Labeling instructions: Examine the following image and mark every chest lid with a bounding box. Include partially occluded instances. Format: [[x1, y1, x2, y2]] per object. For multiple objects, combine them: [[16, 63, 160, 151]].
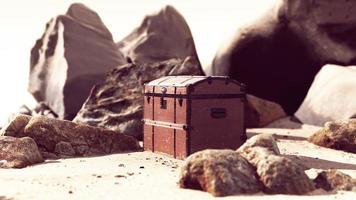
[[144, 76, 245, 96]]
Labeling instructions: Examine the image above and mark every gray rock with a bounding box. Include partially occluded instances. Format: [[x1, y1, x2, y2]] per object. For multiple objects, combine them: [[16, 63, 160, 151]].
[[0, 136, 44, 168], [237, 134, 315, 194], [308, 119, 356, 153], [117, 5, 202, 69], [179, 149, 262, 197], [29, 3, 125, 120], [1, 114, 140, 158], [245, 94, 287, 128], [314, 169, 356, 192], [210, 0, 356, 115], [295, 65, 356, 126], [73, 57, 203, 140]]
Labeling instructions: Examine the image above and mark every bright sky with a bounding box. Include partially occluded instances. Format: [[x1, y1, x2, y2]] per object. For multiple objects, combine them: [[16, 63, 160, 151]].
[[0, 0, 276, 124]]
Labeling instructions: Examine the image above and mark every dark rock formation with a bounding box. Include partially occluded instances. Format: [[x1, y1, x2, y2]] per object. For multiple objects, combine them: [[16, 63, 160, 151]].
[[29, 3, 125, 120], [1, 114, 140, 159], [314, 169, 356, 192], [237, 134, 315, 194], [308, 119, 356, 153], [210, 0, 356, 115], [295, 65, 356, 126], [245, 94, 287, 128], [73, 57, 203, 140], [178, 149, 262, 197], [116, 5, 202, 69], [0, 136, 44, 168]]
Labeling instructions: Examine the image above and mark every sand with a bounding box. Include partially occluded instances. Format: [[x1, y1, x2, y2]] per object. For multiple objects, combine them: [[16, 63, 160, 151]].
[[0, 117, 355, 200]]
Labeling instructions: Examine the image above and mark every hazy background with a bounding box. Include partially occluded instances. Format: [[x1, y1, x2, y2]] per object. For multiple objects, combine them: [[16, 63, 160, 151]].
[[0, 0, 276, 124]]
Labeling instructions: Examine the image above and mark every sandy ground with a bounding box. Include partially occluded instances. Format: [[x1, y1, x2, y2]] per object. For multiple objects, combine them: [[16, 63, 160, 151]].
[[0, 118, 355, 200]]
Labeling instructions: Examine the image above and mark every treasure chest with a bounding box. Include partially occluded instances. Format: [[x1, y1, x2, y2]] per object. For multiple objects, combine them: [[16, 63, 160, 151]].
[[143, 76, 246, 159]]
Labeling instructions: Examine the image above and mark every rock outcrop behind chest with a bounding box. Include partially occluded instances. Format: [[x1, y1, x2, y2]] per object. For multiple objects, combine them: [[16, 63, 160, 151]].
[[73, 58, 203, 140], [116, 5, 202, 70], [295, 65, 356, 126], [29, 3, 126, 120], [209, 0, 356, 115]]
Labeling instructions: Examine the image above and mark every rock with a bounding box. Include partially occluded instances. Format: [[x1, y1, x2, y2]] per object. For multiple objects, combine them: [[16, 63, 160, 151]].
[[308, 119, 356, 153], [245, 94, 287, 128], [210, 0, 356, 114], [1, 114, 140, 158], [73, 57, 203, 140], [257, 154, 315, 194], [237, 134, 315, 194], [313, 169, 356, 192], [0, 114, 31, 137], [29, 3, 125, 120], [55, 142, 75, 157], [178, 149, 262, 197], [0, 136, 44, 168], [295, 65, 356, 126], [237, 134, 280, 156], [117, 5, 202, 69]]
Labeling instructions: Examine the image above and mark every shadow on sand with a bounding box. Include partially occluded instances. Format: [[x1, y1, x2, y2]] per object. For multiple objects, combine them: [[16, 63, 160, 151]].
[[286, 155, 356, 170]]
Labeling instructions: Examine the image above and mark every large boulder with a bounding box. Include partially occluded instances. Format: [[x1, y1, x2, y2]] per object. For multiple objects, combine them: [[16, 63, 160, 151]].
[[73, 57, 203, 140], [178, 149, 262, 197], [0, 136, 44, 168], [29, 3, 125, 120], [116, 5, 202, 69], [210, 0, 356, 114], [308, 119, 356, 153], [295, 65, 356, 126], [0, 114, 140, 158]]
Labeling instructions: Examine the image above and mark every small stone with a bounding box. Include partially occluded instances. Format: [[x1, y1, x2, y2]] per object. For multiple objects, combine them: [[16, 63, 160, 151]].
[[127, 172, 134, 176], [68, 190, 73, 194], [139, 166, 144, 169], [179, 149, 262, 197], [308, 119, 356, 153], [313, 169, 355, 191], [96, 175, 102, 178], [118, 164, 125, 167], [115, 175, 126, 178]]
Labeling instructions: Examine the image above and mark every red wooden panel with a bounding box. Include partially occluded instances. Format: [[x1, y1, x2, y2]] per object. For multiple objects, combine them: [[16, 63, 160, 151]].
[[143, 124, 153, 151], [153, 127, 175, 156], [190, 98, 245, 153], [175, 129, 188, 159], [143, 85, 154, 120]]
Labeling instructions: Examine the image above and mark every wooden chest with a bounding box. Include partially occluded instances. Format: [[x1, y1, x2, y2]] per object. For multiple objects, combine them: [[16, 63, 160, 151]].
[[143, 76, 246, 159]]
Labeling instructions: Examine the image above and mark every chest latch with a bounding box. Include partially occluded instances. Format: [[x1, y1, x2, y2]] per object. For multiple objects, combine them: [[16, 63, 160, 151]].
[[160, 87, 167, 109]]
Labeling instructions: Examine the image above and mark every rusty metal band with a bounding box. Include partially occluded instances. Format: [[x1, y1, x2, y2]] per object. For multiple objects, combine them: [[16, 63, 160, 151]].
[[143, 93, 245, 99], [143, 119, 189, 130]]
